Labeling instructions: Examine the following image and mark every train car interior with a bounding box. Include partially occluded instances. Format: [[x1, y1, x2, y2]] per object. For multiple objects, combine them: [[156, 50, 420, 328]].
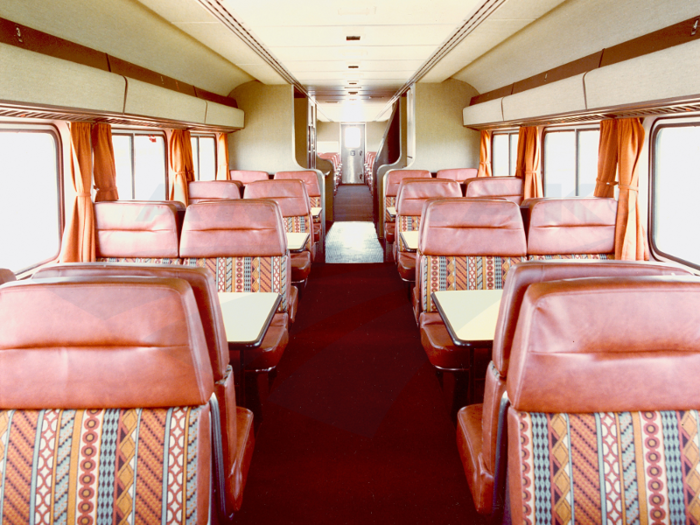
[[1, 0, 700, 523]]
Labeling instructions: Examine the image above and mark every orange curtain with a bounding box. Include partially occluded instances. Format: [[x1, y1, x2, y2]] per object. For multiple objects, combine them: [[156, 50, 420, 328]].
[[216, 132, 231, 180], [60, 122, 96, 262], [476, 130, 492, 177], [514, 126, 542, 199], [614, 118, 648, 261], [593, 119, 618, 198], [169, 129, 194, 205], [91, 123, 119, 202]]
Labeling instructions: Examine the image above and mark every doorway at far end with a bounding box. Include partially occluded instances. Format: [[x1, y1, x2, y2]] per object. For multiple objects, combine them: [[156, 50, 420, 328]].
[[340, 123, 365, 184]]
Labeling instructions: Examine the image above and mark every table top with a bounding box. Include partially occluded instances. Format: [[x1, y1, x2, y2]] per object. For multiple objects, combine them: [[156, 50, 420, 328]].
[[386, 206, 396, 218], [431, 289, 503, 346], [286, 232, 310, 252], [400, 231, 419, 252], [311, 207, 322, 218], [218, 292, 281, 347]]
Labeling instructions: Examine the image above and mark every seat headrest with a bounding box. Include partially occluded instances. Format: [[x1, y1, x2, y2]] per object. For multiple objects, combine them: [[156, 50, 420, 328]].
[[32, 263, 229, 382], [274, 171, 321, 197], [188, 180, 241, 203], [180, 199, 287, 257], [94, 201, 180, 258], [507, 276, 700, 413], [0, 268, 16, 285], [396, 179, 462, 216], [493, 260, 693, 375], [419, 199, 526, 256], [228, 170, 269, 184], [435, 168, 478, 182], [524, 197, 617, 255], [0, 277, 214, 409], [244, 179, 310, 217], [464, 177, 523, 204], [385, 170, 432, 196]]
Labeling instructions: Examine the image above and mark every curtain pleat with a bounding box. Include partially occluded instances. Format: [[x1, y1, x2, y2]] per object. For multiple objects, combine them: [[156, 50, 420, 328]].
[[60, 122, 96, 262], [514, 126, 542, 199], [593, 119, 618, 198], [91, 123, 119, 202], [615, 118, 648, 261], [476, 130, 492, 177], [169, 129, 194, 205], [217, 133, 231, 180]]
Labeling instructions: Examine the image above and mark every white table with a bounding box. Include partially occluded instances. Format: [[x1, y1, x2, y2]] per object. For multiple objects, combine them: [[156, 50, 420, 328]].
[[311, 207, 322, 219], [431, 289, 503, 346], [218, 292, 281, 348], [286, 232, 310, 252], [400, 231, 419, 252], [386, 206, 397, 219]]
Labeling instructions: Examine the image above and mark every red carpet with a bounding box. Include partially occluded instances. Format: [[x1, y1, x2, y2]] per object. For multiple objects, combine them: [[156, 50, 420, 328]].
[[333, 185, 374, 222], [233, 264, 486, 525]]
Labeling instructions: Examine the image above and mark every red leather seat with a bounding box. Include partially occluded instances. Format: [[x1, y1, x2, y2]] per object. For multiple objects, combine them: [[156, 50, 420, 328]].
[[94, 201, 181, 262], [0, 268, 16, 285], [436, 168, 478, 182], [229, 170, 269, 187], [32, 263, 258, 514], [393, 178, 461, 282], [456, 260, 692, 515], [417, 199, 527, 372], [245, 179, 315, 285], [383, 169, 431, 243], [274, 170, 323, 243], [505, 275, 700, 524], [0, 276, 216, 522], [464, 176, 523, 204], [188, 180, 241, 203], [523, 197, 617, 259]]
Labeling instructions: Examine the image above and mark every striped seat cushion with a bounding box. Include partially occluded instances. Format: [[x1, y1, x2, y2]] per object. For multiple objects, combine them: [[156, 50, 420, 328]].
[[528, 253, 614, 261], [96, 257, 183, 265], [284, 216, 312, 252], [0, 406, 205, 524], [385, 196, 396, 210], [421, 255, 526, 312], [397, 215, 421, 252], [309, 197, 322, 223], [515, 410, 700, 524], [181, 255, 289, 313]]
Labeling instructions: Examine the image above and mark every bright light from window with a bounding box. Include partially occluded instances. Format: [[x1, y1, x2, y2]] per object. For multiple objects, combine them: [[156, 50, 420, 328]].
[[345, 126, 361, 148]]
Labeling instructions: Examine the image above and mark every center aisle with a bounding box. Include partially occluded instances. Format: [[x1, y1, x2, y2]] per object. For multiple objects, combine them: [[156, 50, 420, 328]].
[[234, 263, 485, 524]]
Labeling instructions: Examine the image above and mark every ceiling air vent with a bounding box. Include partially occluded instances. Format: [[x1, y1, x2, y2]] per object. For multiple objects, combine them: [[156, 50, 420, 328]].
[[348, 65, 359, 69], [346, 36, 361, 41]]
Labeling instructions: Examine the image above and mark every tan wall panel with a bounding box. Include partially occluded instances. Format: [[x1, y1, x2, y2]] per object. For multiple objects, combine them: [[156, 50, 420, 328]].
[[124, 78, 206, 123], [205, 101, 244, 128], [462, 97, 504, 127], [366, 121, 386, 151], [502, 74, 586, 121], [0, 43, 125, 113]]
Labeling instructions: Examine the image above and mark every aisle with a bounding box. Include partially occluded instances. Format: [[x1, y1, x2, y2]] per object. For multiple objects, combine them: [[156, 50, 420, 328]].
[[333, 184, 374, 222], [234, 264, 485, 525]]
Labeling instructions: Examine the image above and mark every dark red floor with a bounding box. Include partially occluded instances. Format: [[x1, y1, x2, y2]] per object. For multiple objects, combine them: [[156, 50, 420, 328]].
[[233, 264, 485, 525]]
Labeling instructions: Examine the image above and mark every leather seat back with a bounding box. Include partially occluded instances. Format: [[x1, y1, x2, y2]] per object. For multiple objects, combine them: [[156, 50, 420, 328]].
[[0, 276, 214, 523], [524, 197, 617, 259], [436, 168, 478, 182], [384, 169, 432, 204], [188, 180, 241, 203], [0, 268, 16, 285], [506, 276, 700, 524], [94, 201, 181, 261], [179, 200, 291, 314], [464, 177, 523, 204], [274, 170, 321, 203], [229, 170, 269, 184], [417, 199, 527, 314]]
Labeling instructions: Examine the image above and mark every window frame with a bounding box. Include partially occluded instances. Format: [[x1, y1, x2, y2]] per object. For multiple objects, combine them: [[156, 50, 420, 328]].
[[112, 128, 168, 200], [541, 124, 600, 198], [649, 115, 700, 271], [0, 122, 64, 273], [491, 129, 519, 177], [190, 133, 218, 181]]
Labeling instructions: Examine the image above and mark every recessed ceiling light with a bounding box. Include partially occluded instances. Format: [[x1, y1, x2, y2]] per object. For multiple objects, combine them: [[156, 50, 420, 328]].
[[348, 81, 358, 85], [349, 91, 358, 95]]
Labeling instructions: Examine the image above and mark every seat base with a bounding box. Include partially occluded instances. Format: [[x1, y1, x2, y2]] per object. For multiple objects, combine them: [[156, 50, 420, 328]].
[[291, 251, 312, 283], [457, 404, 494, 515]]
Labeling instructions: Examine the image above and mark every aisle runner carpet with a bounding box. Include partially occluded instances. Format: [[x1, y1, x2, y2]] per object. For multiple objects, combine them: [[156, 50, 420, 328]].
[[333, 184, 374, 222], [234, 263, 485, 525]]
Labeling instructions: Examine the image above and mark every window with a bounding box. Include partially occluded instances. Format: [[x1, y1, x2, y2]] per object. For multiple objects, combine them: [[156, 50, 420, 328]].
[[543, 128, 599, 197], [651, 122, 700, 268], [191, 134, 216, 181], [113, 131, 167, 200], [492, 131, 518, 176], [0, 128, 62, 272]]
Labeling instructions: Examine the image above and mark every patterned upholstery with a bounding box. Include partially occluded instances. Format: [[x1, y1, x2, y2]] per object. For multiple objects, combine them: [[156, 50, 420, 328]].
[[386, 196, 396, 209], [283, 216, 313, 252], [528, 253, 613, 261], [397, 215, 421, 251], [0, 406, 204, 524], [97, 257, 182, 265], [181, 255, 289, 313], [420, 255, 526, 312], [515, 410, 699, 524]]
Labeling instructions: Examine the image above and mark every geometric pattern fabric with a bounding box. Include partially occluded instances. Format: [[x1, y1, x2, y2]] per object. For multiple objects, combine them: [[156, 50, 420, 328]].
[[528, 253, 614, 261], [420, 255, 526, 313], [0, 406, 203, 525], [516, 410, 700, 525], [397, 215, 421, 252]]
